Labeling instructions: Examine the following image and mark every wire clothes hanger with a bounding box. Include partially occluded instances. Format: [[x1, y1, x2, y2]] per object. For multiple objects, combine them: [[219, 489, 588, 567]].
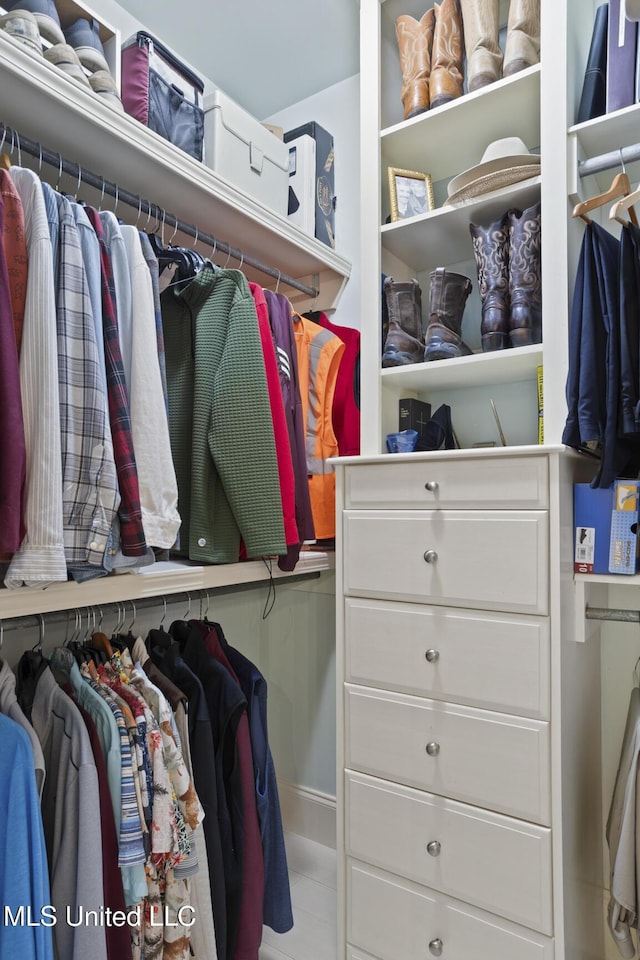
[[573, 150, 639, 225]]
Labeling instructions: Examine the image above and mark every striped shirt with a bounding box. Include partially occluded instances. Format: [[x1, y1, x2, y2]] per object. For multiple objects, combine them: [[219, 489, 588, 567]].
[[55, 193, 120, 568]]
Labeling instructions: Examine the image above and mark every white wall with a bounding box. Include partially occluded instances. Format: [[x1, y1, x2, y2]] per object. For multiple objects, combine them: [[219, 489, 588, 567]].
[[267, 75, 362, 331]]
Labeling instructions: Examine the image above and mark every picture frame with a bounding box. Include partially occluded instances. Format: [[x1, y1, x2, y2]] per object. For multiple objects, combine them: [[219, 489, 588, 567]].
[[388, 166, 435, 221]]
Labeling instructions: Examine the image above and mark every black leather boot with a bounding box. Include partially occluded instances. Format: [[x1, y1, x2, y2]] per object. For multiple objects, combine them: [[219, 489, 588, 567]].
[[469, 211, 511, 351], [508, 201, 542, 347], [424, 267, 473, 361], [381, 277, 425, 366]]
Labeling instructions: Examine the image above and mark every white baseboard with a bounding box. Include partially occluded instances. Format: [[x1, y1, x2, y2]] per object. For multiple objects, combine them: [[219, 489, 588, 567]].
[[277, 779, 336, 850]]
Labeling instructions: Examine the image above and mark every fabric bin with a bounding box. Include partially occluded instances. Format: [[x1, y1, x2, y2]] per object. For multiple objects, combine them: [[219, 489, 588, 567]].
[[203, 89, 289, 216]]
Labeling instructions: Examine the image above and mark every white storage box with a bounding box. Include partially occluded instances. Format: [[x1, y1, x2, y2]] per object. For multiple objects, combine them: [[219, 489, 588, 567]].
[[203, 89, 289, 216]]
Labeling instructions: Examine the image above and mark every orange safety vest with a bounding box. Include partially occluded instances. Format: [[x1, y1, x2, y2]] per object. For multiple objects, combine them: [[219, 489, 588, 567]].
[[293, 314, 345, 539]]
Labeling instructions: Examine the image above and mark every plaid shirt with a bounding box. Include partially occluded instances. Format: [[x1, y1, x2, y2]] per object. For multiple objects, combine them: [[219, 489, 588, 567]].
[[85, 207, 147, 557], [56, 194, 120, 568]]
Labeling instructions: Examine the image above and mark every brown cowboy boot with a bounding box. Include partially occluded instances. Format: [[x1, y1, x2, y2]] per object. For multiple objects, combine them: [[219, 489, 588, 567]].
[[430, 0, 465, 109], [507, 201, 542, 346], [382, 277, 425, 366], [459, 0, 503, 91], [504, 0, 540, 77], [424, 267, 473, 361], [395, 9, 436, 120], [469, 211, 511, 351]]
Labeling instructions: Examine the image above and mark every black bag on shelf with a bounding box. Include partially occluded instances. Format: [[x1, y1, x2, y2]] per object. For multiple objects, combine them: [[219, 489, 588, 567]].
[[577, 4, 609, 123], [121, 31, 205, 161]]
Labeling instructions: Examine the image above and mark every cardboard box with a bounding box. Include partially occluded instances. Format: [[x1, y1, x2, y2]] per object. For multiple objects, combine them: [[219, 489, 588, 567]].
[[203, 89, 289, 216], [574, 483, 613, 574], [284, 121, 336, 248], [609, 479, 640, 574], [399, 398, 432, 438]]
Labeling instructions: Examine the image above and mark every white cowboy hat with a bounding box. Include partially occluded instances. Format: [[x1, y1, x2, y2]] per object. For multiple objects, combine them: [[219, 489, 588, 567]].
[[445, 136, 541, 206]]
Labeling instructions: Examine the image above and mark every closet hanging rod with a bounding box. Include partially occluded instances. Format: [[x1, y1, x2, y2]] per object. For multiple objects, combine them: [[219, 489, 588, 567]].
[[579, 142, 640, 179], [0, 570, 321, 636], [585, 605, 640, 623], [0, 122, 318, 299]]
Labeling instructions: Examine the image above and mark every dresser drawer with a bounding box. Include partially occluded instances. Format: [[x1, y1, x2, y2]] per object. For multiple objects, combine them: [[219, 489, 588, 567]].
[[348, 859, 554, 960], [345, 598, 550, 719], [345, 456, 548, 510], [346, 772, 553, 936], [343, 510, 548, 615], [345, 685, 550, 824]]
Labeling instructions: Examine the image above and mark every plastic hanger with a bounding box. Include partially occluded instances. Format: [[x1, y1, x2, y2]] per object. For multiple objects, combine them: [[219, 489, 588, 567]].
[[572, 170, 638, 225]]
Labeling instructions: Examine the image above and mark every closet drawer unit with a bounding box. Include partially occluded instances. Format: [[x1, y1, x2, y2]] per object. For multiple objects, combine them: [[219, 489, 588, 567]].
[[344, 456, 549, 510], [346, 772, 553, 936], [345, 598, 550, 719], [348, 860, 555, 960], [345, 685, 550, 824], [343, 510, 548, 614]]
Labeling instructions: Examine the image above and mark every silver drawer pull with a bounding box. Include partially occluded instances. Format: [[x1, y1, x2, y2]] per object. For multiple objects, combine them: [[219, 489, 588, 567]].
[[426, 742, 440, 757], [425, 649, 439, 663], [425, 481, 439, 492], [427, 840, 441, 857], [429, 939, 444, 957], [424, 550, 438, 564]]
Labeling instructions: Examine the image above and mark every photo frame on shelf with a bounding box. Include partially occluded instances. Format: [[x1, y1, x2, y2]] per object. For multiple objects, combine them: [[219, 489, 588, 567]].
[[388, 166, 434, 221]]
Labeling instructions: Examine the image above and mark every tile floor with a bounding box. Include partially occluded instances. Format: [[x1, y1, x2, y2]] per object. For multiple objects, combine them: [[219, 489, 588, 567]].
[[260, 832, 337, 960]]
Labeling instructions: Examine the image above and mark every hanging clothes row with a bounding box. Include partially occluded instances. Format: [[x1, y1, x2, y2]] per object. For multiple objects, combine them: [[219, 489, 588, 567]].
[[563, 177, 640, 487], [0, 608, 292, 960], [0, 161, 360, 587]]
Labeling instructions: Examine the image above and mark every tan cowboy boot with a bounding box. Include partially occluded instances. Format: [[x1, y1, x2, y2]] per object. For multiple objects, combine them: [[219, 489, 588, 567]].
[[504, 0, 540, 77], [395, 9, 436, 120], [459, 0, 503, 92], [430, 0, 465, 109]]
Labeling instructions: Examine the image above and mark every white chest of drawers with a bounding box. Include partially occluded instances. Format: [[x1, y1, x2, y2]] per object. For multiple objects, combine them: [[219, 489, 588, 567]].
[[334, 448, 604, 960]]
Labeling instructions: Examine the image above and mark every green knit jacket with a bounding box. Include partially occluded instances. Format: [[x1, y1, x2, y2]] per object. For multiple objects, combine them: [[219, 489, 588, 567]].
[[161, 265, 286, 564]]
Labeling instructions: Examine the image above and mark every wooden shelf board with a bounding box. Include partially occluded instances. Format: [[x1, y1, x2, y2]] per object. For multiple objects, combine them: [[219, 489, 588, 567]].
[[380, 343, 542, 392]]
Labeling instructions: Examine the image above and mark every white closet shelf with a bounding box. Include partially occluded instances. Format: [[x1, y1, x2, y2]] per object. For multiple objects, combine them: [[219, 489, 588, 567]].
[[381, 343, 542, 392], [381, 65, 541, 183], [569, 102, 640, 193], [0, 33, 351, 309], [381, 176, 541, 270], [0, 552, 335, 620]]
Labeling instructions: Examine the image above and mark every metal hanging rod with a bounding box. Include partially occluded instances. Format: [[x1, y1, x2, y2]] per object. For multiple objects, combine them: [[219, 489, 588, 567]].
[[579, 142, 640, 179], [586, 605, 640, 623], [0, 569, 321, 636], [0, 122, 318, 299]]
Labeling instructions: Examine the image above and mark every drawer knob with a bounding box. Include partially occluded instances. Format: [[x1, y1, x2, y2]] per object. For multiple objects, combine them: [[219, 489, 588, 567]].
[[425, 649, 440, 663], [424, 550, 438, 564], [427, 840, 441, 857], [429, 939, 444, 957], [426, 741, 440, 757], [425, 481, 439, 492]]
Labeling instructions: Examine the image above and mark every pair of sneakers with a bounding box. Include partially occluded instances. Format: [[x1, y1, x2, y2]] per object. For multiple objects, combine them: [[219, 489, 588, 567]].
[[0, 0, 122, 111]]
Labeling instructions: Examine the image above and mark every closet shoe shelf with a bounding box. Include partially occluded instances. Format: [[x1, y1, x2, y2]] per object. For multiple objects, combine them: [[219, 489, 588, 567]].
[[381, 176, 541, 269], [0, 31, 351, 309], [381, 64, 541, 181], [0, 552, 335, 620], [381, 342, 542, 391]]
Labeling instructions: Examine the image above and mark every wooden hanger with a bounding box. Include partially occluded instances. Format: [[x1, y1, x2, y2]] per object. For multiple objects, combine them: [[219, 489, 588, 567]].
[[572, 171, 638, 225], [609, 180, 640, 225], [0, 153, 11, 170]]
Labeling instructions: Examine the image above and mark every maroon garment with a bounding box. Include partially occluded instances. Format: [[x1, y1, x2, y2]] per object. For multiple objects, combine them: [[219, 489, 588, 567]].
[[85, 207, 147, 556], [264, 289, 315, 542], [196, 620, 265, 960], [309, 311, 361, 457], [62, 684, 132, 960], [0, 194, 26, 555]]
